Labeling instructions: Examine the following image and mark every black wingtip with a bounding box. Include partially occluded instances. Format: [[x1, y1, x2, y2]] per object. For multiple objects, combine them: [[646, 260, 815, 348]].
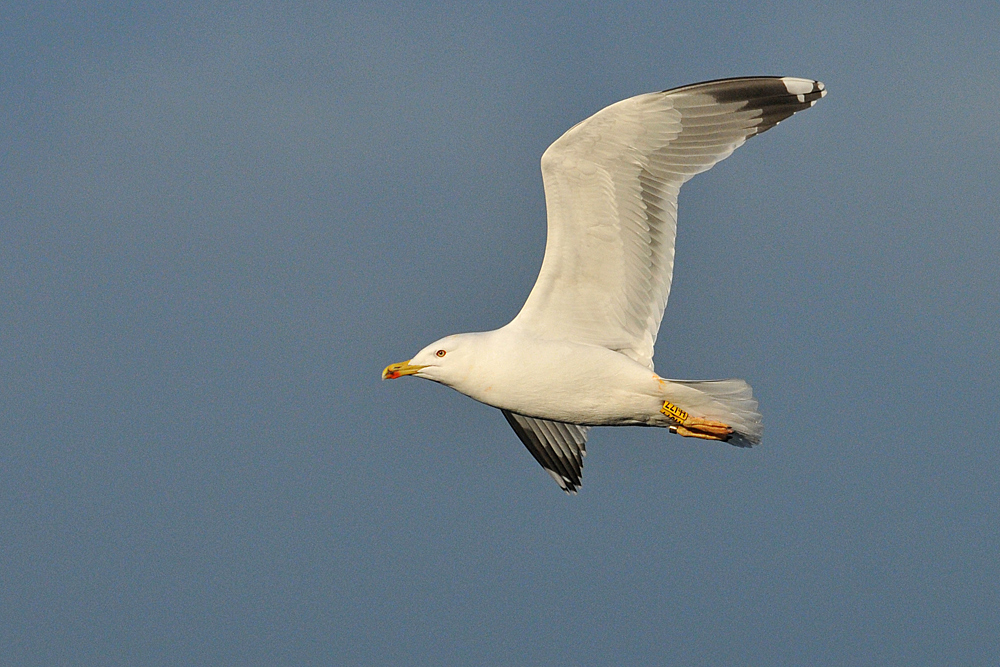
[[662, 76, 826, 136]]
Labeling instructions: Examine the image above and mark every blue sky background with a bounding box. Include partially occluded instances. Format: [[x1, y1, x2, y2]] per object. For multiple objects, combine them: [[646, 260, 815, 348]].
[[3, 2, 999, 665]]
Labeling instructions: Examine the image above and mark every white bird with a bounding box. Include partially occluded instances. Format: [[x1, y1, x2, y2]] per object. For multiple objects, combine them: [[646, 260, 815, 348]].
[[384, 77, 826, 493]]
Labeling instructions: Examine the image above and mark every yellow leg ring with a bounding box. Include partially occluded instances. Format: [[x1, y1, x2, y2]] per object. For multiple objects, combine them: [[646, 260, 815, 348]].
[[661, 401, 689, 423]]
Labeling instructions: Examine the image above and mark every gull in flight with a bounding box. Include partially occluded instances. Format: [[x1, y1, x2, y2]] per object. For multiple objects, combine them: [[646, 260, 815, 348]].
[[384, 77, 826, 493]]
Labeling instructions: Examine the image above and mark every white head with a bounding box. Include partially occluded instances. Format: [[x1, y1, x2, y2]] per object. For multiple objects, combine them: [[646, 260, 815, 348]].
[[382, 333, 482, 388]]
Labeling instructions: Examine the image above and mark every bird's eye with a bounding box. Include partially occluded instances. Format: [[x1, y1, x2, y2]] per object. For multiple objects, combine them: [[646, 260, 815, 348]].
[[435, 349, 446, 358]]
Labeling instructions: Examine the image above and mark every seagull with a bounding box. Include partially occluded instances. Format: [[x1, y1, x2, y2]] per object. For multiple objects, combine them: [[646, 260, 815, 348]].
[[384, 77, 826, 493]]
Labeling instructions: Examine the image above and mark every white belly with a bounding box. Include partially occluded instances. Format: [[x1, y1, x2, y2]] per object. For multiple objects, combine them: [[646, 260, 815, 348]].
[[446, 334, 667, 425]]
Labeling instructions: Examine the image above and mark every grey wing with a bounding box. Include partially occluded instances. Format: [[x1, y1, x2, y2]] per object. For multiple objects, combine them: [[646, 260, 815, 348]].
[[511, 77, 827, 369], [502, 410, 590, 494]]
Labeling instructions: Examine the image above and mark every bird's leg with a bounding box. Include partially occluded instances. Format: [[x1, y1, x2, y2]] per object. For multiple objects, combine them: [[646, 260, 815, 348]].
[[662, 401, 734, 442], [669, 419, 734, 441]]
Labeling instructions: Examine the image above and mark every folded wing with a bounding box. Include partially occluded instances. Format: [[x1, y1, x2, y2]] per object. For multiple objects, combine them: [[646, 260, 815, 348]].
[[510, 77, 826, 369]]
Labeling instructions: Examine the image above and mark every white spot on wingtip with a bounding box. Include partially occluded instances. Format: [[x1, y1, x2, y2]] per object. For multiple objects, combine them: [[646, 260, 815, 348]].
[[796, 93, 806, 103], [781, 77, 815, 95], [545, 468, 567, 487]]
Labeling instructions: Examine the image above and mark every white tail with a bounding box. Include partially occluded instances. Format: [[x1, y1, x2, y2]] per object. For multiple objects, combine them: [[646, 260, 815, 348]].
[[667, 378, 763, 447]]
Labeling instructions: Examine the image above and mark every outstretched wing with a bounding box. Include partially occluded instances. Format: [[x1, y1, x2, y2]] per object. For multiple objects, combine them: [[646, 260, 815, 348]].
[[502, 410, 590, 494], [510, 77, 826, 369]]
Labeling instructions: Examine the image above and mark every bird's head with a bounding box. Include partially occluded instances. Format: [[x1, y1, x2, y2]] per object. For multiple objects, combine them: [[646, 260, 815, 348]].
[[382, 333, 478, 387]]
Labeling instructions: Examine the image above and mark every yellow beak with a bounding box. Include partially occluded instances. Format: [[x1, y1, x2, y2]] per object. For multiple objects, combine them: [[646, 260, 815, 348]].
[[382, 359, 427, 380]]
